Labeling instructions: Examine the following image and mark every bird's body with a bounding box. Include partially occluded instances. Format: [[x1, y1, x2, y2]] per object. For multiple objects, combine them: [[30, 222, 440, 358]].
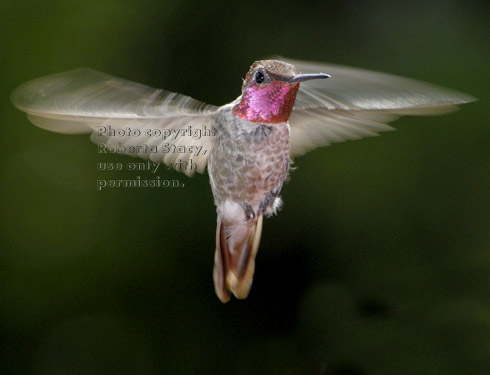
[[210, 105, 290, 214], [209, 105, 291, 301], [11, 57, 475, 302]]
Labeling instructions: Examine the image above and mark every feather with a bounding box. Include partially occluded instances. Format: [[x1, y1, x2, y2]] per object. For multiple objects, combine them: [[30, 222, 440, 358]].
[[11, 68, 218, 176], [278, 57, 476, 156]]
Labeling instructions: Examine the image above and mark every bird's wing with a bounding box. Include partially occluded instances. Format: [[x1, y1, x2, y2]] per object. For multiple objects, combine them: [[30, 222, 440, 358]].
[[283, 57, 476, 157], [11, 68, 219, 176]]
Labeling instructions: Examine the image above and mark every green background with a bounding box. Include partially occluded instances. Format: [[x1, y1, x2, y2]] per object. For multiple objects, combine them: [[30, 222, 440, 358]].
[[1, 0, 489, 374]]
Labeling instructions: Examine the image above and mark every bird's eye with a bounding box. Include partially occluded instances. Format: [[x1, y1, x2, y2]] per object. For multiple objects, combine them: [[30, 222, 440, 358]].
[[255, 71, 265, 84]]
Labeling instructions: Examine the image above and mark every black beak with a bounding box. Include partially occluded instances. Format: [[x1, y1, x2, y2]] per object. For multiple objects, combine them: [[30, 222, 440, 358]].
[[289, 73, 330, 83]]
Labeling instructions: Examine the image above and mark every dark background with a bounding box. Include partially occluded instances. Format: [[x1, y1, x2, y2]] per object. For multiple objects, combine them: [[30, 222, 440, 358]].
[[1, 0, 489, 374]]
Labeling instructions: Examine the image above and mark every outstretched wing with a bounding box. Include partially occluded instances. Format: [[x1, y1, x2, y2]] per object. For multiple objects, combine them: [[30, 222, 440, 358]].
[[282, 57, 476, 157], [11, 68, 219, 176]]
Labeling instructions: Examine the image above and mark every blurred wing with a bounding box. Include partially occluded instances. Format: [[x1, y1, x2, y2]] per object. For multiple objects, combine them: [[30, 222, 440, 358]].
[[281, 57, 476, 157], [11, 68, 219, 176]]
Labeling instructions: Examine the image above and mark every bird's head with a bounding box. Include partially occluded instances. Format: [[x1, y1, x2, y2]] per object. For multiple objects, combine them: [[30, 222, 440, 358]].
[[232, 60, 329, 123]]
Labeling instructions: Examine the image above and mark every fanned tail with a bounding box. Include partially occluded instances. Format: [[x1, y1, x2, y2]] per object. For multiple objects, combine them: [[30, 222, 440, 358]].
[[213, 215, 263, 303]]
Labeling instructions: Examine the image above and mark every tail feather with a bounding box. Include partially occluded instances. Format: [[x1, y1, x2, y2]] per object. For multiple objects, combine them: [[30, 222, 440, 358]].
[[213, 215, 263, 302]]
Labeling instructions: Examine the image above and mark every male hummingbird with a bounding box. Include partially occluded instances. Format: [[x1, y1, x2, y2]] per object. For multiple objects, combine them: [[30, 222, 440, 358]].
[[11, 58, 474, 302]]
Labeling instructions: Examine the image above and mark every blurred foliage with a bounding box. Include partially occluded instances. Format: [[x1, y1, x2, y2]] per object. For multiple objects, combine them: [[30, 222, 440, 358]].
[[1, 0, 489, 374]]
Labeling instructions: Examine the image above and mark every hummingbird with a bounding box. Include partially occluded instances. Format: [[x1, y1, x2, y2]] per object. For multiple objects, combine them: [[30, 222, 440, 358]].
[[11, 58, 474, 302]]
